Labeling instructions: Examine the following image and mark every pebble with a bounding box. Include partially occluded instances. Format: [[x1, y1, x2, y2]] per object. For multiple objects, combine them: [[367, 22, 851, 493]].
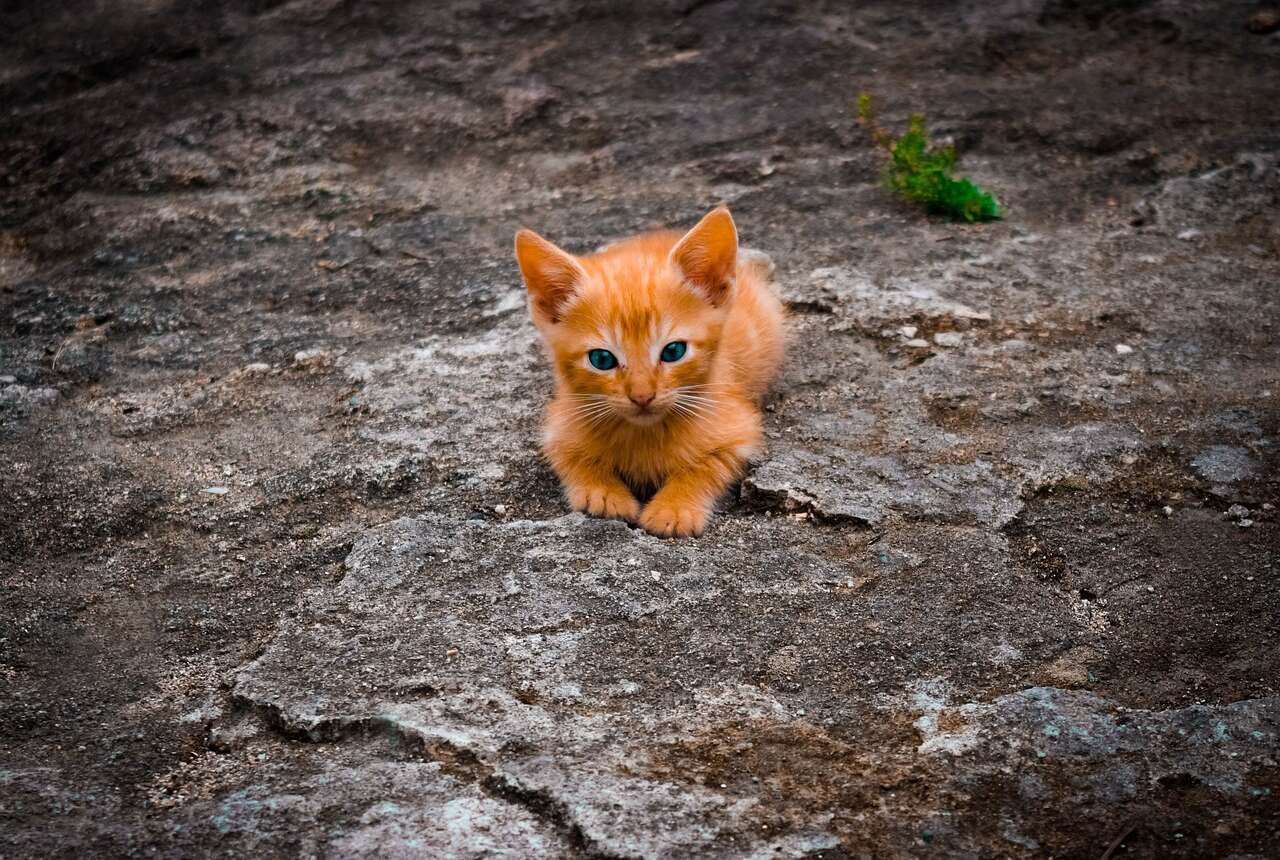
[[0, 374, 15, 384], [904, 338, 930, 349], [1162, 505, 1174, 517], [293, 348, 334, 368], [201, 486, 230, 495], [651, 570, 662, 581], [1238, 519, 1254, 528], [898, 325, 918, 339], [1176, 229, 1202, 241], [244, 362, 271, 374], [1114, 343, 1134, 355], [1225, 504, 1251, 521], [933, 331, 964, 348], [494, 504, 507, 515]]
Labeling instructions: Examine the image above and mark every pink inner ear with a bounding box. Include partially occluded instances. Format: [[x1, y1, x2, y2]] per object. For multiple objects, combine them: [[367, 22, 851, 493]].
[[671, 208, 738, 306]]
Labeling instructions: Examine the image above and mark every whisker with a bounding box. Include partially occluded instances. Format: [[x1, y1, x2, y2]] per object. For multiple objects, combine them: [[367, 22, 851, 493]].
[[568, 403, 611, 411], [675, 395, 720, 408], [671, 401, 713, 418], [569, 405, 614, 418]]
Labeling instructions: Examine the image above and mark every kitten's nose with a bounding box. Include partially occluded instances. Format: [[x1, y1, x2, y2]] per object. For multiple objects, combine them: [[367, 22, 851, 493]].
[[629, 393, 655, 409]]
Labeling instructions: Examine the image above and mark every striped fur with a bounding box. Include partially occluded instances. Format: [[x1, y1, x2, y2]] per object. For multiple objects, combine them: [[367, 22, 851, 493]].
[[515, 207, 785, 537]]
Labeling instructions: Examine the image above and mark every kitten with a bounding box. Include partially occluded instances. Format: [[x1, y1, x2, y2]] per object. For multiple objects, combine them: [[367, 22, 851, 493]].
[[514, 207, 785, 537]]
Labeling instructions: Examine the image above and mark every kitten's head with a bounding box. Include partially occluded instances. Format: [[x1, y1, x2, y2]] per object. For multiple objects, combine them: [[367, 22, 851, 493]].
[[515, 207, 738, 427]]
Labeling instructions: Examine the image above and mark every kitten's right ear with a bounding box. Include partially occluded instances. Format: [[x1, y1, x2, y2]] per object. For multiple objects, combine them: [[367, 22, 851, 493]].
[[514, 229, 585, 324], [670, 206, 738, 307]]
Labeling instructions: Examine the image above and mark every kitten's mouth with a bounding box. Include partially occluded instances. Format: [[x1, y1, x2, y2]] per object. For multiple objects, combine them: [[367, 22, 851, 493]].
[[626, 405, 665, 425]]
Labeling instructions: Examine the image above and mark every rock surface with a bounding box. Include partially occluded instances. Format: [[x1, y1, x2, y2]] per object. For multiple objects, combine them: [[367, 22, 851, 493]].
[[1, 1, 1278, 858]]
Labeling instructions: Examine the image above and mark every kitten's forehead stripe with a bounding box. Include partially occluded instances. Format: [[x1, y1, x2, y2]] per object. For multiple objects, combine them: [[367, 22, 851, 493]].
[[557, 228, 731, 373]]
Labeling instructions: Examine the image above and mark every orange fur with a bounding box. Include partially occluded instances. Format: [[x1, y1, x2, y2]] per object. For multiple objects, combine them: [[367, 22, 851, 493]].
[[514, 207, 786, 537]]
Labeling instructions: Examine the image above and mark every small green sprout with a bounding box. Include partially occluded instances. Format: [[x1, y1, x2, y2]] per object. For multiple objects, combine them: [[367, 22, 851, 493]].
[[857, 93, 1000, 223]]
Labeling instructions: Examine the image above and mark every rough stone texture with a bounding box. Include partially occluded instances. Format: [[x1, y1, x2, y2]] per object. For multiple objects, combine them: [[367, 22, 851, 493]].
[[1, 1, 1278, 858]]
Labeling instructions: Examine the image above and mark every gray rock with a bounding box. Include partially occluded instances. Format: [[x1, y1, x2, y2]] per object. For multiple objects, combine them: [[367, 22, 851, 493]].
[[3, 4, 1279, 858], [1192, 446, 1259, 483], [229, 516, 1280, 856]]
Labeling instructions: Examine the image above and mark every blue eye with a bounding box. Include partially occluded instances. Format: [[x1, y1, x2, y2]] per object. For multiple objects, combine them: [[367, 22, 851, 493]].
[[588, 349, 618, 370], [660, 341, 687, 363]]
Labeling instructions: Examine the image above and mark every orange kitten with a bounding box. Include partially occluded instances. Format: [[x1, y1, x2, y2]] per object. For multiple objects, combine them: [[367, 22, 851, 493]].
[[514, 207, 786, 537]]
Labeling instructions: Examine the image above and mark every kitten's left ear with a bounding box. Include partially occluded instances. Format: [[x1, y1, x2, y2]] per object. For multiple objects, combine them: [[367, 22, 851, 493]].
[[515, 228, 586, 325], [670, 206, 738, 307]]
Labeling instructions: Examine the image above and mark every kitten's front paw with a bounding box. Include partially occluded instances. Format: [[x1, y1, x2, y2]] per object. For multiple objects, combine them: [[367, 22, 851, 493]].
[[639, 500, 709, 538], [569, 484, 640, 523]]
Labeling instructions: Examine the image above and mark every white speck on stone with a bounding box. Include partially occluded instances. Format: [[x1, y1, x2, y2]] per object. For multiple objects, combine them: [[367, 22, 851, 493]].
[[905, 338, 930, 348], [1162, 505, 1174, 517], [899, 325, 918, 339], [1176, 229, 1202, 241], [202, 486, 229, 495], [494, 504, 507, 515], [1114, 343, 1134, 355], [651, 570, 662, 581], [1238, 519, 1254, 528]]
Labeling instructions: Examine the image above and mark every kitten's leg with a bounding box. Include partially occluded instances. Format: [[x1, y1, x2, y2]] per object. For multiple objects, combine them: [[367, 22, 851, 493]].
[[547, 448, 641, 523], [639, 448, 746, 538]]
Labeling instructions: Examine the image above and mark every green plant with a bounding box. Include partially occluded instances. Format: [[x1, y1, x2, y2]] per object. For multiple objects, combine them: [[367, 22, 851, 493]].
[[857, 93, 1000, 223]]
